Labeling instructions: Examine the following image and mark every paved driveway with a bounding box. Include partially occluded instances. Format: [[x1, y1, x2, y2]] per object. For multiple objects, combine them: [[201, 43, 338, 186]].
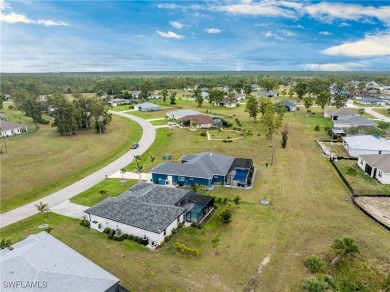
[[0, 111, 156, 228], [50, 200, 89, 220]]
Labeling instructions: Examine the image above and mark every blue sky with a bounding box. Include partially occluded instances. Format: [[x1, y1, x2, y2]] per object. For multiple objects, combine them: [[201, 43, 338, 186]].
[[1, 0, 389, 72]]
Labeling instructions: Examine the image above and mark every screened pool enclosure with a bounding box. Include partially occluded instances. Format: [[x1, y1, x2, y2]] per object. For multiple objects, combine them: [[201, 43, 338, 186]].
[[175, 192, 214, 223]]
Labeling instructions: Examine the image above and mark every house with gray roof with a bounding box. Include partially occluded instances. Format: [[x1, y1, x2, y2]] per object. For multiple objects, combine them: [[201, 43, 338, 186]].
[[343, 135, 390, 157], [85, 183, 214, 246], [333, 115, 376, 128], [358, 154, 390, 184], [258, 91, 278, 98], [0, 121, 28, 137], [357, 97, 386, 106], [166, 109, 202, 119], [0, 232, 120, 291], [133, 102, 161, 112], [150, 152, 254, 188], [278, 100, 299, 111], [324, 108, 356, 120]]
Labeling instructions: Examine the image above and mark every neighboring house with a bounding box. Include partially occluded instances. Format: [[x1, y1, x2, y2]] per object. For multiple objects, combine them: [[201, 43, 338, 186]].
[[333, 115, 376, 128], [4, 94, 11, 101], [353, 94, 368, 100], [201, 91, 209, 99], [330, 89, 348, 95], [130, 90, 141, 99], [368, 89, 379, 96], [133, 102, 161, 112], [258, 91, 278, 98], [358, 154, 390, 185], [0, 114, 8, 121], [278, 100, 299, 111], [149, 93, 161, 99], [150, 152, 254, 188], [178, 114, 214, 129], [251, 84, 261, 91], [343, 135, 390, 157], [366, 81, 379, 88], [213, 97, 237, 108], [0, 121, 28, 137], [107, 98, 134, 106], [324, 108, 356, 120], [85, 183, 214, 246], [357, 97, 386, 106], [166, 109, 202, 120], [0, 232, 120, 291]]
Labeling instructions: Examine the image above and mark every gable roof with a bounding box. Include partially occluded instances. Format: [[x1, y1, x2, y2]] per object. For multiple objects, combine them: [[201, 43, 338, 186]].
[[359, 97, 383, 102], [178, 114, 214, 125], [359, 154, 390, 173], [135, 102, 161, 109], [85, 183, 187, 233], [0, 232, 119, 291], [167, 109, 202, 119], [344, 135, 390, 151], [279, 100, 297, 107], [335, 115, 376, 126], [151, 152, 235, 179], [326, 108, 356, 117], [0, 120, 27, 132]]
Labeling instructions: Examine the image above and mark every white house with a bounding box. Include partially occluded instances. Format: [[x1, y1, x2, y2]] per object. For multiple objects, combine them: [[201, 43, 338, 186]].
[[279, 100, 299, 111], [366, 81, 379, 88], [343, 135, 390, 157], [0, 121, 28, 137], [166, 109, 202, 119], [85, 183, 214, 246], [133, 102, 161, 112], [258, 91, 278, 98], [358, 154, 390, 185]]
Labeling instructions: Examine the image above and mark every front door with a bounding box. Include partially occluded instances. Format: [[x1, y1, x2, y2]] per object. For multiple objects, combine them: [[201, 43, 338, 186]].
[[365, 164, 373, 176]]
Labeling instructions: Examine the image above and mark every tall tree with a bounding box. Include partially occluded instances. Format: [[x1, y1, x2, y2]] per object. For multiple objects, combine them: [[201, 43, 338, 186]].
[[303, 96, 314, 112], [333, 93, 347, 109], [316, 91, 331, 113], [258, 98, 272, 117], [307, 78, 330, 99], [261, 103, 285, 166], [161, 89, 168, 104], [245, 96, 259, 122], [193, 88, 203, 108], [295, 81, 307, 100], [90, 99, 112, 134], [170, 91, 177, 105], [49, 94, 78, 136], [243, 84, 252, 96], [208, 88, 224, 104]]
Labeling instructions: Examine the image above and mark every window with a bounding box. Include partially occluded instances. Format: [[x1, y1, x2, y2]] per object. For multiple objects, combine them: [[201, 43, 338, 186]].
[[163, 229, 166, 236], [378, 171, 382, 177], [360, 159, 363, 165], [379, 151, 382, 154], [178, 176, 185, 181]]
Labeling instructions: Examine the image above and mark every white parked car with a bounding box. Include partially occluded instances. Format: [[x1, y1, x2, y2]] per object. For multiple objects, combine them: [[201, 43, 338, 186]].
[[167, 121, 177, 126]]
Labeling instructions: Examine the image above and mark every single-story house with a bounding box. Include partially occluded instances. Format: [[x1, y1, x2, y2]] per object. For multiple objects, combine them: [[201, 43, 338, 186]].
[[0, 114, 8, 121], [178, 114, 214, 129], [324, 108, 356, 120], [107, 98, 134, 106], [130, 90, 141, 99], [149, 93, 161, 99], [343, 135, 390, 157], [85, 183, 214, 246], [133, 102, 161, 112], [278, 100, 299, 111], [251, 84, 261, 91], [358, 154, 390, 184], [333, 115, 376, 128], [366, 81, 379, 88], [4, 94, 11, 101], [166, 109, 201, 120], [0, 232, 120, 291], [201, 91, 209, 99], [150, 152, 254, 188], [0, 121, 28, 137], [258, 91, 278, 98], [357, 97, 386, 106], [213, 97, 237, 108]]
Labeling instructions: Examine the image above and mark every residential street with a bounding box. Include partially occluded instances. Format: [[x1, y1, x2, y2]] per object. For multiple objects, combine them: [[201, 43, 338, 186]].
[[346, 102, 390, 123], [0, 111, 156, 228]]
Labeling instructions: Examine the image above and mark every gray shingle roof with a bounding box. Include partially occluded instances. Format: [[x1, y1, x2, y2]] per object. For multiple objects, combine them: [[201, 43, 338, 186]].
[[326, 108, 356, 117], [335, 115, 376, 126], [151, 152, 235, 179], [135, 102, 161, 109], [279, 100, 297, 107], [0, 120, 27, 132], [0, 232, 119, 291], [167, 109, 202, 119], [359, 154, 390, 173], [85, 183, 188, 233], [359, 97, 383, 102]]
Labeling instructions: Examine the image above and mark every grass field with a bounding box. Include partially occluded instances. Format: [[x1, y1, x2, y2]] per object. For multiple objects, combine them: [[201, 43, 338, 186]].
[[334, 160, 390, 194], [1, 102, 389, 291], [373, 108, 390, 118], [0, 110, 142, 213], [208, 129, 244, 140]]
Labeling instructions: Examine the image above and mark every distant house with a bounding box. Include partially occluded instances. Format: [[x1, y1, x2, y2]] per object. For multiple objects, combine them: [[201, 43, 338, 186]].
[[358, 154, 390, 185], [278, 100, 299, 111], [166, 109, 202, 120], [366, 81, 379, 88], [343, 135, 390, 157], [333, 115, 376, 128], [38, 95, 47, 101], [150, 152, 254, 188], [258, 91, 278, 98], [178, 114, 214, 129], [0, 121, 28, 137], [201, 91, 209, 99], [367, 89, 379, 96], [213, 97, 237, 108], [149, 93, 161, 99], [85, 183, 214, 246], [4, 94, 11, 101], [251, 84, 261, 91], [0, 114, 8, 121], [0, 232, 120, 291], [324, 108, 356, 120], [107, 98, 134, 106], [130, 90, 141, 99], [357, 97, 386, 106], [133, 102, 161, 112]]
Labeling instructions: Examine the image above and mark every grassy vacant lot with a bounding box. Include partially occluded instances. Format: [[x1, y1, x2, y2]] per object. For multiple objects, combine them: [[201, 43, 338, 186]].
[[373, 108, 390, 118], [70, 179, 138, 206], [0, 109, 142, 213], [208, 129, 243, 140], [334, 160, 390, 194], [1, 103, 389, 291]]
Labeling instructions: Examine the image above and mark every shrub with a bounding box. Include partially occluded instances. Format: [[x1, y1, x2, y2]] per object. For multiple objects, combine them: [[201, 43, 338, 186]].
[[216, 197, 222, 203], [171, 228, 177, 235], [191, 222, 197, 228], [222, 197, 228, 204], [178, 222, 184, 229], [128, 234, 134, 240], [302, 275, 337, 292], [346, 167, 357, 176], [79, 219, 90, 228], [233, 196, 241, 205], [44, 226, 54, 234], [222, 139, 233, 143], [107, 233, 114, 240], [378, 121, 390, 130], [173, 242, 201, 257], [200, 130, 207, 137], [304, 255, 326, 273], [103, 227, 111, 234], [315, 125, 320, 131], [109, 229, 115, 237], [218, 205, 232, 224], [113, 236, 119, 241]]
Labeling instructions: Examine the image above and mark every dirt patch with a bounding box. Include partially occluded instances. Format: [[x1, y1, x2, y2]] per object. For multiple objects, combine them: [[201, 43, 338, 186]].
[[243, 255, 271, 292], [354, 197, 390, 228]]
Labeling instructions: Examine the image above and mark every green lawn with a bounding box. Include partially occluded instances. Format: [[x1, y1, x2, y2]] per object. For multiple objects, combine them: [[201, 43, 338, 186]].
[[1, 103, 389, 291], [334, 159, 390, 194], [208, 129, 244, 140], [0, 110, 142, 213], [148, 119, 168, 126], [70, 179, 138, 206], [373, 108, 390, 118]]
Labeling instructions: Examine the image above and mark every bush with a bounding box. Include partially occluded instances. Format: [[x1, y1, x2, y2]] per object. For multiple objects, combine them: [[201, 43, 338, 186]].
[[173, 242, 201, 257], [216, 197, 222, 203], [302, 275, 337, 292], [109, 229, 115, 237], [222, 197, 228, 204], [38, 118, 50, 125], [108, 233, 114, 240], [304, 255, 326, 273], [346, 167, 357, 176], [171, 228, 177, 235], [222, 139, 233, 143], [128, 234, 134, 240], [233, 196, 241, 205], [103, 227, 111, 234], [200, 130, 207, 137], [178, 222, 184, 229], [315, 125, 320, 131], [218, 205, 232, 224], [190, 222, 202, 229], [113, 236, 119, 241], [191, 222, 197, 228], [378, 121, 390, 130], [79, 219, 90, 228]]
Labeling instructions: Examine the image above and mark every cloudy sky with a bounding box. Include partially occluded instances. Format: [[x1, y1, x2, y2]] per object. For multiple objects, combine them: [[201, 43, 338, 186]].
[[1, 0, 389, 72]]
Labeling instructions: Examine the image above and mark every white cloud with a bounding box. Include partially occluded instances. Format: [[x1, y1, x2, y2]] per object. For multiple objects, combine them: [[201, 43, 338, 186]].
[[319, 31, 332, 35], [263, 31, 284, 40], [290, 24, 304, 29], [0, 11, 68, 26], [303, 62, 367, 71], [338, 22, 351, 27], [169, 21, 183, 29], [281, 30, 296, 36], [205, 28, 221, 34], [304, 2, 390, 25], [211, 2, 298, 18], [321, 33, 390, 57], [156, 30, 184, 39]]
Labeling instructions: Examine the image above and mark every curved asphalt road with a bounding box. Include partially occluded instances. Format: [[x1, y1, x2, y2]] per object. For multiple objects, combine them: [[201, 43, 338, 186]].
[[0, 111, 156, 228]]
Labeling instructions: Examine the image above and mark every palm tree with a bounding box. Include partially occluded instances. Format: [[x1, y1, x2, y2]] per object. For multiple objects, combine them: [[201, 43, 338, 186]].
[[98, 189, 108, 198], [0, 238, 12, 250], [331, 236, 359, 266], [134, 161, 144, 181], [149, 154, 156, 163], [35, 202, 49, 224], [120, 168, 127, 182]]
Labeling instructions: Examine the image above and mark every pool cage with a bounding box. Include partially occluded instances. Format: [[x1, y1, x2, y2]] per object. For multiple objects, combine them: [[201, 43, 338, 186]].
[[175, 192, 214, 223]]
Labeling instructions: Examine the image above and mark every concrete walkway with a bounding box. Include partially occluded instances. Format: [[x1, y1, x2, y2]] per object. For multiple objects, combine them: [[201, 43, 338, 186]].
[[50, 200, 89, 220], [108, 171, 152, 181], [0, 111, 156, 228]]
